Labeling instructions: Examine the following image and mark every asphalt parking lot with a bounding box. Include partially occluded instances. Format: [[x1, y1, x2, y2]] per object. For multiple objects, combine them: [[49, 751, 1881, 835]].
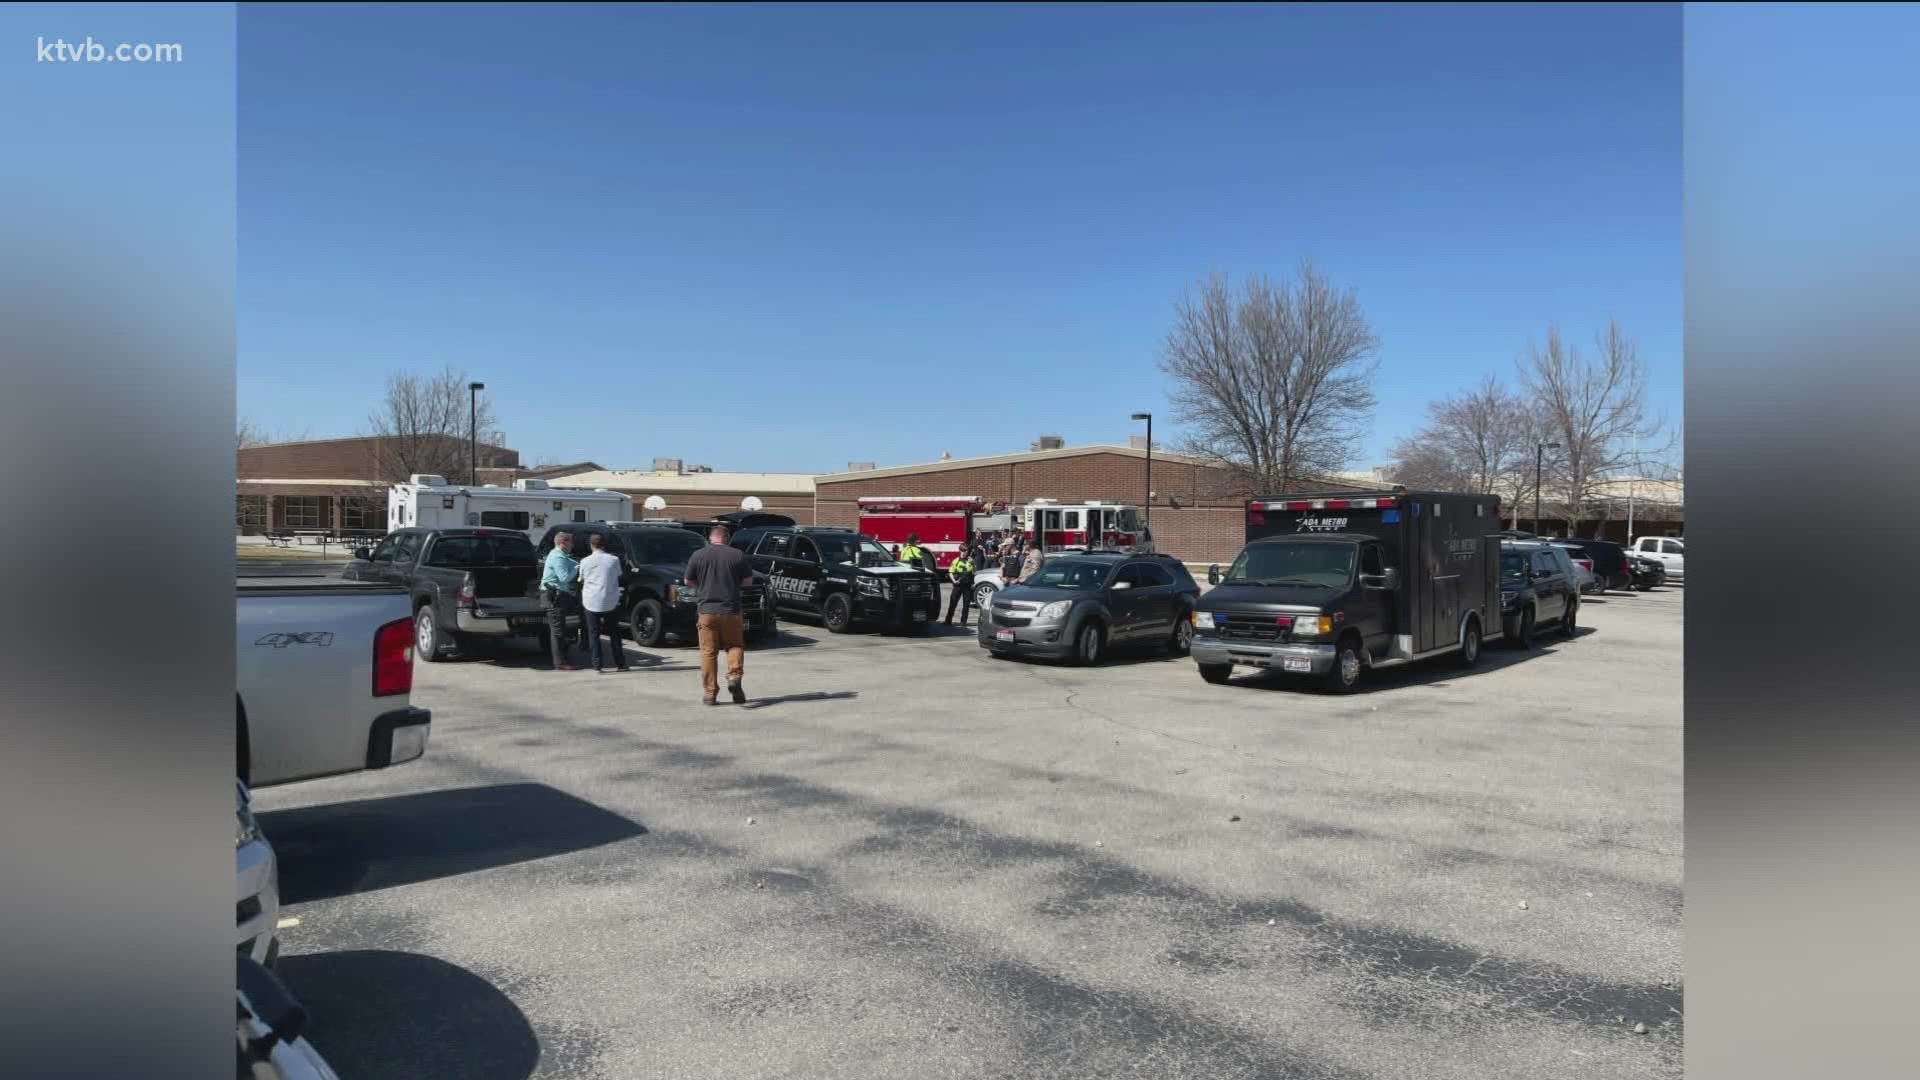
[[255, 584, 1683, 1080]]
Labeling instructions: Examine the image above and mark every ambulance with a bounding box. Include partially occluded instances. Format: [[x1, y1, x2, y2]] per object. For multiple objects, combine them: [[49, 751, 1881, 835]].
[[387, 475, 632, 545]]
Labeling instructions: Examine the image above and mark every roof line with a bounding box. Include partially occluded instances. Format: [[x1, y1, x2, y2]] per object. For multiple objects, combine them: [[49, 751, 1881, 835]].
[[816, 443, 1212, 484]]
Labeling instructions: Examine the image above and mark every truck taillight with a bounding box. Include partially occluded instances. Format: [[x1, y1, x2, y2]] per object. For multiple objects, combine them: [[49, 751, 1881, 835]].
[[374, 617, 414, 697], [458, 575, 476, 608]]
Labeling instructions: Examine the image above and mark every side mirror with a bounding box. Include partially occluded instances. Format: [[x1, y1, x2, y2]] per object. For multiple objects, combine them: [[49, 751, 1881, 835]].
[[1207, 564, 1221, 585], [1362, 568, 1400, 590], [352, 547, 372, 561]]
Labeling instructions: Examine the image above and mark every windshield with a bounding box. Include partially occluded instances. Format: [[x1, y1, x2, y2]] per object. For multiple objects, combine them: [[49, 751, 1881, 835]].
[[1222, 542, 1355, 588], [1023, 560, 1113, 590], [1501, 551, 1529, 578], [1116, 507, 1140, 532], [816, 534, 898, 568]]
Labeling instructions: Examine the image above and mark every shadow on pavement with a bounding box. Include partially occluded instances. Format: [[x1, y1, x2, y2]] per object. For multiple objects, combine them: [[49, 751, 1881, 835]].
[[277, 950, 543, 1080], [740, 690, 859, 710], [261, 783, 646, 904]]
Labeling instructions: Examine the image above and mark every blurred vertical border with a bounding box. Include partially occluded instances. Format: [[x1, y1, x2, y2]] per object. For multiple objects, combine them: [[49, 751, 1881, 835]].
[[0, 3, 234, 1077], [1686, 4, 1920, 1079]]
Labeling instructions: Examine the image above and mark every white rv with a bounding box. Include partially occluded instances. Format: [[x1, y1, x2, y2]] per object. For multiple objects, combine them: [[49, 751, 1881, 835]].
[[387, 475, 633, 544]]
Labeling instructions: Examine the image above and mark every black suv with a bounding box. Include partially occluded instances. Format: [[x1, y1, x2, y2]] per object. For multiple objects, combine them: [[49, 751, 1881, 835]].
[[1498, 540, 1580, 646], [979, 552, 1200, 665], [534, 522, 775, 647], [732, 526, 939, 634], [1553, 538, 1631, 594]]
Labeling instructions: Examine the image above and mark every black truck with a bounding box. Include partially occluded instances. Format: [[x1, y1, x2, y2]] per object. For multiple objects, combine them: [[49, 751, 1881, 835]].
[[533, 521, 776, 647], [1190, 489, 1502, 691], [343, 527, 548, 661], [732, 526, 940, 634]]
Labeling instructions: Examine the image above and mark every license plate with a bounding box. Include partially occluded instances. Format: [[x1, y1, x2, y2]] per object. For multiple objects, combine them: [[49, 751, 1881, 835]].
[[995, 629, 1015, 642], [1282, 657, 1312, 673]]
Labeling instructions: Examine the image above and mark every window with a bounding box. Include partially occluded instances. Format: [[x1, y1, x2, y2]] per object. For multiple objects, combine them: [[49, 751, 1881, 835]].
[[1359, 545, 1385, 576], [1531, 551, 1557, 576], [283, 496, 323, 529], [480, 510, 531, 531], [631, 529, 702, 564], [368, 536, 397, 563], [392, 533, 422, 563], [1027, 560, 1113, 590], [426, 537, 479, 568], [1064, 511, 1081, 530], [1663, 539, 1684, 554], [341, 497, 376, 529], [572, 509, 588, 522], [1133, 562, 1175, 588], [759, 533, 792, 559], [791, 537, 821, 564], [236, 495, 267, 531]]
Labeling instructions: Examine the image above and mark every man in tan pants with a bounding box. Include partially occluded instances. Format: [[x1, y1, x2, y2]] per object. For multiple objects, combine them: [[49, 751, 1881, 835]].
[[684, 524, 755, 705]]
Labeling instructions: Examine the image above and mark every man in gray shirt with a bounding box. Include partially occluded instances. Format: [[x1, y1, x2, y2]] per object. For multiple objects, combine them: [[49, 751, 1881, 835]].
[[685, 524, 755, 705]]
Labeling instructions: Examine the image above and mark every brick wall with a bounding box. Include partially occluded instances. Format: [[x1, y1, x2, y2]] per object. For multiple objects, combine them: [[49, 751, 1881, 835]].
[[239, 437, 518, 482]]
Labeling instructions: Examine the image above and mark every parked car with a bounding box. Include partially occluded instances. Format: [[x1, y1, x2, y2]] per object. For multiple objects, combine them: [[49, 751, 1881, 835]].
[[534, 522, 775, 647], [1553, 538, 1632, 593], [967, 546, 1078, 611], [1498, 541, 1581, 646], [1629, 553, 1667, 590], [1552, 543, 1598, 593], [345, 527, 547, 661], [979, 552, 1200, 664], [236, 569, 430, 788], [733, 526, 939, 633], [237, 955, 341, 1080], [1631, 535, 1685, 582], [236, 780, 279, 967]]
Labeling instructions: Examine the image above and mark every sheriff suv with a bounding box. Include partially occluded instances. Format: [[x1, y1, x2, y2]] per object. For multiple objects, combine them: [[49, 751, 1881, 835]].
[[732, 526, 939, 634]]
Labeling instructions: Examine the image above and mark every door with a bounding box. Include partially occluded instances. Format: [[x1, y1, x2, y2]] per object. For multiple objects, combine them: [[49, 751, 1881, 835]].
[[1106, 563, 1146, 638], [381, 531, 422, 586], [1355, 542, 1395, 657], [1531, 550, 1566, 621], [1038, 509, 1062, 550], [1130, 561, 1178, 636], [352, 533, 400, 583], [787, 536, 828, 616], [1659, 538, 1685, 576]]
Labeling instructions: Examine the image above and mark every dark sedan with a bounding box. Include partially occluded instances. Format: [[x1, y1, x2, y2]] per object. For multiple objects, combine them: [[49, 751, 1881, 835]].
[[978, 553, 1199, 665], [1629, 554, 1667, 591]]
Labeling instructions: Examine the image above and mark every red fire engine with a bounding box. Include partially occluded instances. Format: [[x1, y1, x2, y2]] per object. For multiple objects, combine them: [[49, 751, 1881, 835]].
[[855, 496, 985, 572], [1021, 499, 1152, 553]]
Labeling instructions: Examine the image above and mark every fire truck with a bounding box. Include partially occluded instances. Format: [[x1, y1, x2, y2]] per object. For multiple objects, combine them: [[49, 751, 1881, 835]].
[[855, 496, 984, 574], [1021, 499, 1152, 553]]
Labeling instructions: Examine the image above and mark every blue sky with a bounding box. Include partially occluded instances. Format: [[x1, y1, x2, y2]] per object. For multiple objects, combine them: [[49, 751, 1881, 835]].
[[238, 3, 1679, 472]]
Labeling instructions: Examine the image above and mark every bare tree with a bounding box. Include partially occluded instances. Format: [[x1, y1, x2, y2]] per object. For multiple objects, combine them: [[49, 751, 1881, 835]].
[[237, 418, 269, 449], [1387, 375, 1533, 498], [1519, 321, 1668, 537], [1161, 262, 1379, 491], [365, 367, 500, 483]]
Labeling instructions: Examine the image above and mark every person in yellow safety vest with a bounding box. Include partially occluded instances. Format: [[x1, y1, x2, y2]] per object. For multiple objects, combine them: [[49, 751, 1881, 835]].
[[943, 552, 977, 627], [899, 534, 929, 570]]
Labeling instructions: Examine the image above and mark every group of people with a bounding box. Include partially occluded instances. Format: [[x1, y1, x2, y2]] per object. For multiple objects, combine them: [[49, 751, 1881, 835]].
[[537, 523, 755, 707], [939, 529, 1044, 628]]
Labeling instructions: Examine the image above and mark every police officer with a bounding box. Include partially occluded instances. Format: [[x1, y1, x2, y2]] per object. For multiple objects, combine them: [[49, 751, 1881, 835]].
[[540, 530, 582, 671], [944, 550, 977, 626], [899, 533, 928, 569]]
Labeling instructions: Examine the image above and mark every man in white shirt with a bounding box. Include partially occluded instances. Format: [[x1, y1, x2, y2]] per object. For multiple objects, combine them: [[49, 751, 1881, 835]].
[[577, 533, 629, 672]]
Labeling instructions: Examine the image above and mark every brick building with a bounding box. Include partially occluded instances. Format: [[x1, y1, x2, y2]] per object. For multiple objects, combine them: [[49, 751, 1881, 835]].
[[237, 435, 519, 534], [549, 469, 818, 525], [813, 444, 1392, 564]]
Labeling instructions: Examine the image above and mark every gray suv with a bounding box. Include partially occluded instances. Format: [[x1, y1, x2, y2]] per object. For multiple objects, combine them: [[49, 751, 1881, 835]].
[[978, 553, 1200, 665]]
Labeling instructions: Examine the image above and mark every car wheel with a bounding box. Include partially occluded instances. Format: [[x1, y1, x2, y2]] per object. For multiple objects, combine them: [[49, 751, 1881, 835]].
[[1074, 623, 1105, 666], [823, 593, 854, 634], [974, 582, 996, 610], [630, 598, 667, 648], [1323, 636, 1364, 693], [1561, 599, 1578, 638], [1198, 663, 1231, 684], [1456, 618, 1482, 669], [1168, 616, 1195, 656], [415, 605, 449, 662]]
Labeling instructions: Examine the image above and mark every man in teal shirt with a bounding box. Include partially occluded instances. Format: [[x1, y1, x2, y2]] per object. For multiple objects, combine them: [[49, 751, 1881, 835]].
[[541, 531, 582, 670]]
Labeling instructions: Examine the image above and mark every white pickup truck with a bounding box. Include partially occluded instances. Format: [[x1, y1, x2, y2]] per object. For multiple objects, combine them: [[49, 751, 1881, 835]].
[[1630, 536, 1686, 582], [237, 570, 431, 787]]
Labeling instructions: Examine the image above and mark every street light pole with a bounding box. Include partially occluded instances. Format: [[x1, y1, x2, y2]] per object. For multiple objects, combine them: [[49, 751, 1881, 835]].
[[1131, 412, 1153, 539], [1534, 441, 1561, 535], [469, 381, 485, 486]]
